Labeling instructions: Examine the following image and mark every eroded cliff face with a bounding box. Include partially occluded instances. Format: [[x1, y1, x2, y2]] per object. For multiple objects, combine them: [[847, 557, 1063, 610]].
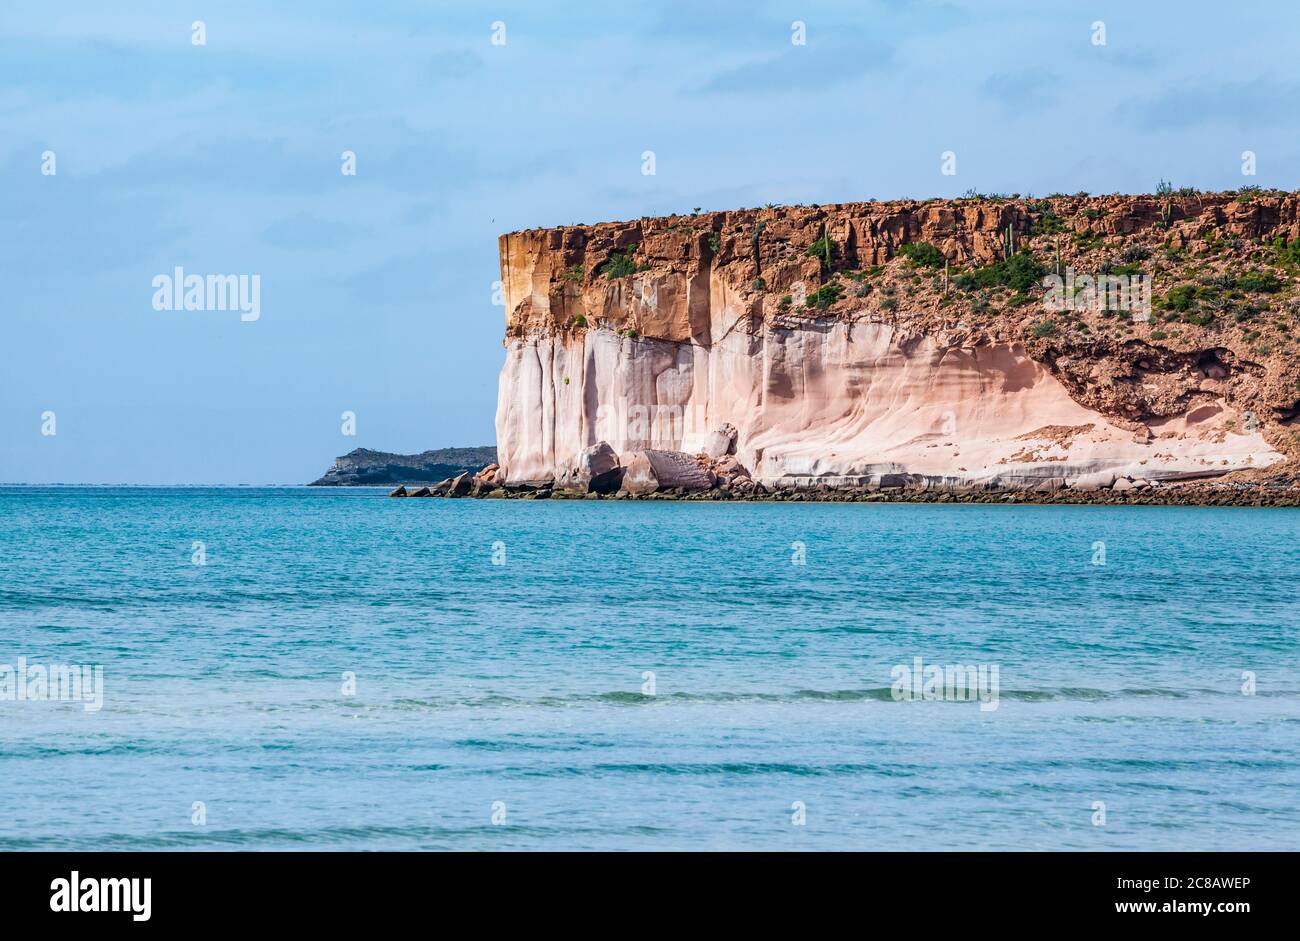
[[496, 193, 1300, 489]]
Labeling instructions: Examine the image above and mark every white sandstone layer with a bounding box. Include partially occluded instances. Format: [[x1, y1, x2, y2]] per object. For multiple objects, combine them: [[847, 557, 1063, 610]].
[[495, 321, 1282, 489]]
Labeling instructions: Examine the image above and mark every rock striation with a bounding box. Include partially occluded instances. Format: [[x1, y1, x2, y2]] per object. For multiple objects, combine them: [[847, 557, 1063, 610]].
[[494, 192, 1300, 493]]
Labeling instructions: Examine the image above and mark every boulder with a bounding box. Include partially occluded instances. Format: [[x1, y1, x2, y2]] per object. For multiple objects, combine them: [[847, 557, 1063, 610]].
[[388, 486, 408, 498], [557, 441, 623, 493], [1069, 471, 1117, 492], [714, 454, 751, 478], [703, 423, 738, 459], [621, 449, 714, 494], [447, 473, 473, 497], [407, 486, 432, 497]]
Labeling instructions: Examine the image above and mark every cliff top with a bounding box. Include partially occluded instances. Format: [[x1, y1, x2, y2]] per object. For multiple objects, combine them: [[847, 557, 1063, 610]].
[[503, 188, 1296, 237]]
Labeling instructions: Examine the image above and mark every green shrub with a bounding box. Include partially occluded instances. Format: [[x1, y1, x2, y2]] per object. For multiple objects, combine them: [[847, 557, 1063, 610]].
[[560, 264, 584, 282], [1239, 270, 1283, 293], [1161, 285, 1197, 311], [601, 248, 643, 279], [1030, 208, 1065, 235], [954, 252, 1045, 293], [900, 242, 946, 269], [805, 234, 839, 271], [1032, 319, 1058, 337], [1273, 237, 1300, 268], [804, 281, 845, 310]]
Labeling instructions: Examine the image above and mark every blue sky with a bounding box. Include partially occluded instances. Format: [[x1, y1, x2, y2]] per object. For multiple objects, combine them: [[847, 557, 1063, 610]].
[[2, 0, 1298, 483]]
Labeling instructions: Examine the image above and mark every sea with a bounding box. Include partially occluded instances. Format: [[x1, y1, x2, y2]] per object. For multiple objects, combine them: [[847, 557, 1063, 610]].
[[1, 486, 1297, 850]]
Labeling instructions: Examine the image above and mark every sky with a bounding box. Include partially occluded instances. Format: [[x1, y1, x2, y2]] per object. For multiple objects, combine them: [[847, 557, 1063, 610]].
[[2, 0, 1298, 484]]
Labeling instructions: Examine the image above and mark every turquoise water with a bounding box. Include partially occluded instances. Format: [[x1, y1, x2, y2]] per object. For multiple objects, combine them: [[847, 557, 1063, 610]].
[[1, 487, 1297, 850]]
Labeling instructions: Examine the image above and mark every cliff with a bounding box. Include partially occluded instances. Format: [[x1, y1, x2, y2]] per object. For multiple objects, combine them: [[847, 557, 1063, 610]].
[[495, 191, 1300, 492], [310, 447, 496, 486]]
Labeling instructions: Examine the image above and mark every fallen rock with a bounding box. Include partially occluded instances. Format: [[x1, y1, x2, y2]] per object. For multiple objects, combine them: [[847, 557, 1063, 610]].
[[703, 423, 738, 459], [448, 473, 473, 497], [557, 441, 623, 493], [621, 449, 714, 494], [714, 455, 750, 478], [407, 486, 432, 497], [388, 486, 408, 498]]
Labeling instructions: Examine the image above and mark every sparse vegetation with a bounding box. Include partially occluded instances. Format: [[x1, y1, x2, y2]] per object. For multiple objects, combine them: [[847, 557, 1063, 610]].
[[1272, 237, 1300, 268], [805, 232, 839, 272], [900, 242, 946, 269], [560, 264, 584, 282], [1238, 270, 1283, 293], [601, 247, 644, 279], [804, 281, 845, 310], [1160, 285, 1198, 312], [954, 252, 1046, 293]]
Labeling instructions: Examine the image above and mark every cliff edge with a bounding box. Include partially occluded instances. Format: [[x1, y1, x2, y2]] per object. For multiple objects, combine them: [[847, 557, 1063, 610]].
[[495, 191, 1300, 492]]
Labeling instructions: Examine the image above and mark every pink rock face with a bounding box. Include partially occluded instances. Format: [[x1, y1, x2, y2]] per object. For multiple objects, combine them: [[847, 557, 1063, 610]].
[[494, 324, 1282, 489], [621, 449, 712, 494]]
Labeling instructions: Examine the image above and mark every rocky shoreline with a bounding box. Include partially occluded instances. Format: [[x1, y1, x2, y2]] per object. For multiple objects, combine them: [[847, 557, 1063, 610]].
[[390, 481, 1300, 507], [389, 431, 1300, 508]]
